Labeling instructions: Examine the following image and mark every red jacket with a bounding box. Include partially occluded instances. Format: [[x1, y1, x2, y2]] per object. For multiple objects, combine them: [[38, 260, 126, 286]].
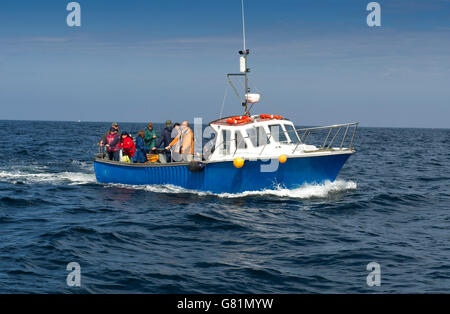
[[119, 137, 136, 157]]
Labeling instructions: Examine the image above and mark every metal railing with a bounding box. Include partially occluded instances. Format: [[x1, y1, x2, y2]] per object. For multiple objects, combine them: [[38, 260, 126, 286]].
[[290, 123, 358, 153], [214, 122, 358, 157]]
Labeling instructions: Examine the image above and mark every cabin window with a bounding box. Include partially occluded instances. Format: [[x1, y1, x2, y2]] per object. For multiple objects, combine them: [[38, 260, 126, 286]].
[[268, 124, 288, 143], [221, 130, 231, 155], [235, 131, 247, 149], [284, 124, 301, 144], [246, 127, 269, 147]]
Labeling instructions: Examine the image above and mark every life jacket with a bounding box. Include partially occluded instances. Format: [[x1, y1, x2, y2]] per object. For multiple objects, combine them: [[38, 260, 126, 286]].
[[170, 127, 193, 155], [121, 137, 135, 157], [179, 127, 193, 155], [106, 133, 119, 152]]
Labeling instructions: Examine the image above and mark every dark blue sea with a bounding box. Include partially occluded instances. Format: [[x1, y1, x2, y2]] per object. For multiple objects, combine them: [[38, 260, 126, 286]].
[[0, 120, 449, 293]]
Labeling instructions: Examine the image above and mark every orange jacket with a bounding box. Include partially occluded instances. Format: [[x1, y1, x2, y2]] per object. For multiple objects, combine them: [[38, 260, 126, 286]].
[[169, 127, 193, 154]]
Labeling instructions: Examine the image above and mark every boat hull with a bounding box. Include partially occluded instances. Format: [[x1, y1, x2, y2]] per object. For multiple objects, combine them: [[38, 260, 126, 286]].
[[94, 152, 352, 193]]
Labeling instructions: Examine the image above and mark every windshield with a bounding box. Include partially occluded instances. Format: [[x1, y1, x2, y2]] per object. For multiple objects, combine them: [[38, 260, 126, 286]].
[[284, 124, 300, 144], [268, 124, 288, 143]]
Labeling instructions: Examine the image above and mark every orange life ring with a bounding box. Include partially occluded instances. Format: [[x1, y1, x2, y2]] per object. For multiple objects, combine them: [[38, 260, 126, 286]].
[[259, 114, 283, 120], [226, 116, 252, 124]]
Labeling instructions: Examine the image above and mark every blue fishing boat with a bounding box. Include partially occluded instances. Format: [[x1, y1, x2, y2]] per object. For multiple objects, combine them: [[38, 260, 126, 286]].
[[94, 2, 358, 193]]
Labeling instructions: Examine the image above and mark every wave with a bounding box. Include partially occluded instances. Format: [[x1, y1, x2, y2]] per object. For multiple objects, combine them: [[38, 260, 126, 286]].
[[215, 180, 357, 199], [0, 170, 96, 185], [70, 160, 94, 172], [106, 180, 357, 199]]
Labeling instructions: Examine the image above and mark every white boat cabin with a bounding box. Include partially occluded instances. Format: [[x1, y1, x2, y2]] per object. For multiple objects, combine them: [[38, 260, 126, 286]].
[[207, 115, 317, 161]]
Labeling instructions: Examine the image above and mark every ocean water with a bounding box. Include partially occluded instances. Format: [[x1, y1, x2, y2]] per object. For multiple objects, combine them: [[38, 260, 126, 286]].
[[0, 120, 449, 293]]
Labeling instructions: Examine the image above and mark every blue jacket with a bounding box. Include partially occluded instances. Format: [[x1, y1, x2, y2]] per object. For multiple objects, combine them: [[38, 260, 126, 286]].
[[134, 137, 149, 163], [154, 126, 174, 149]]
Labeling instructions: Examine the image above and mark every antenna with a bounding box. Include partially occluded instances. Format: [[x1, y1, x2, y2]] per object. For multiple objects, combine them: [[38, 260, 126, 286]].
[[241, 0, 246, 51], [226, 0, 255, 116], [241, 0, 250, 115]]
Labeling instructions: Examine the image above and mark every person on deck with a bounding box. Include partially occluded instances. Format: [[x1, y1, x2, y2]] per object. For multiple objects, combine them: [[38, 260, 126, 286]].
[[119, 132, 135, 162], [134, 131, 149, 163], [172, 123, 180, 137], [102, 127, 120, 161], [152, 120, 174, 162], [166, 121, 193, 162], [144, 123, 158, 151], [99, 122, 119, 147]]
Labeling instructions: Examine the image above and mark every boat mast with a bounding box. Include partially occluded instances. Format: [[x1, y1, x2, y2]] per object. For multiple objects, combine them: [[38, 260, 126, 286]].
[[227, 0, 253, 116]]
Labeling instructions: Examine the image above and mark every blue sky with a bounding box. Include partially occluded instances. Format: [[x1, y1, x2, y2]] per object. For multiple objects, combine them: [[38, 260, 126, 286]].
[[0, 0, 449, 128]]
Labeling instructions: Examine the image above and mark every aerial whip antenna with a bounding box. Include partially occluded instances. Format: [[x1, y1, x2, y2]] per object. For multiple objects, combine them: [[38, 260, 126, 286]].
[[241, 0, 246, 51], [239, 0, 250, 115]]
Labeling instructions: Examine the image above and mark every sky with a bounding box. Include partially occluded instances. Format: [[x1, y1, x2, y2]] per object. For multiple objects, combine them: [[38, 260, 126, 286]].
[[0, 0, 449, 128]]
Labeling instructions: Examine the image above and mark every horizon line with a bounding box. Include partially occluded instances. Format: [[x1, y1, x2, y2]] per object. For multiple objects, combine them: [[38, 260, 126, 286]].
[[0, 119, 447, 130]]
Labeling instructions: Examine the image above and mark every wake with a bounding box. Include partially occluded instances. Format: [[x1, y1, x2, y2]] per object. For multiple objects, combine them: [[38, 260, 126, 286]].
[[0, 170, 96, 185], [106, 180, 357, 199], [0, 162, 357, 199]]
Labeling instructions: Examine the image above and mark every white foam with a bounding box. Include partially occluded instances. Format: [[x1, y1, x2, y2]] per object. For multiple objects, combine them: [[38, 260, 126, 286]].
[[215, 180, 357, 199], [0, 170, 96, 185], [70, 160, 94, 172], [105, 180, 357, 199]]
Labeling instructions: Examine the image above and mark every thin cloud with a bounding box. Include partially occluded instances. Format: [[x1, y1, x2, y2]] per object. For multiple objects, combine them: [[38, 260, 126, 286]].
[[5, 37, 72, 43], [152, 36, 241, 45]]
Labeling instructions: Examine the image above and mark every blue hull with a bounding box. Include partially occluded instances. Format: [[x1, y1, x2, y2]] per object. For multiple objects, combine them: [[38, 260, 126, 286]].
[[94, 153, 352, 193]]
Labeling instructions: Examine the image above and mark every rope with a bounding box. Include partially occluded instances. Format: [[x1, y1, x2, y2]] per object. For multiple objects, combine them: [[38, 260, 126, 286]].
[[233, 78, 284, 117], [250, 84, 283, 117]]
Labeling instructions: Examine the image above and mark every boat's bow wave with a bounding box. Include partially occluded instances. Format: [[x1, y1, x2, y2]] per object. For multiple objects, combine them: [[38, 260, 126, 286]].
[[103, 180, 357, 199]]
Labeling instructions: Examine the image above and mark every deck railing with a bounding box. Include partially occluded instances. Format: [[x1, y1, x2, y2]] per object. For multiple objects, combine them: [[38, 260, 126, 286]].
[[289, 122, 358, 153]]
